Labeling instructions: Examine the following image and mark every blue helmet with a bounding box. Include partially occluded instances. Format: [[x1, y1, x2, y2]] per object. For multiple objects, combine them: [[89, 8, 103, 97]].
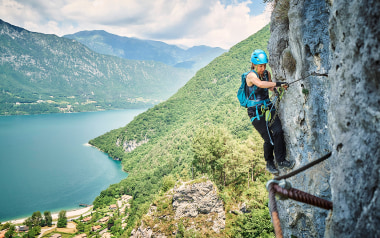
[[251, 49, 268, 64]]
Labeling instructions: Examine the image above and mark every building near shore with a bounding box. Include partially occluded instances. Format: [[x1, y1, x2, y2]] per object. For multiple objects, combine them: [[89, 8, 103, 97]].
[[98, 217, 109, 223], [92, 225, 102, 232], [16, 226, 29, 233], [81, 216, 92, 223], [73, 234, 87, 238], [50, 234, 62, 238]]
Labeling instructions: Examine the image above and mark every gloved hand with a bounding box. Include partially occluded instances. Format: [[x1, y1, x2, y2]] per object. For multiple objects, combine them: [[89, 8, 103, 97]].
[[275, 82, 289, 88]]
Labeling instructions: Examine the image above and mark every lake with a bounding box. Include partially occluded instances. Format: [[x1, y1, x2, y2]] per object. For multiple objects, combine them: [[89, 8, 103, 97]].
[[0, 109, 147, 222]]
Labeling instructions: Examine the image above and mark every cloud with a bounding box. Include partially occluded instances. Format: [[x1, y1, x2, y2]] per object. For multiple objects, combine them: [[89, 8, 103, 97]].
[[0, 0, 271, 49]]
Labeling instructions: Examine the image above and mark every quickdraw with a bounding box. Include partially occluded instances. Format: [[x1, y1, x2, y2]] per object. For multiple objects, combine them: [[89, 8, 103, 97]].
[[269, 87, 285, 127]]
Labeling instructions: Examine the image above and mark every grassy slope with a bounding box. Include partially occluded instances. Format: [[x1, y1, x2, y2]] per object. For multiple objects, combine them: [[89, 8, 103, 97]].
[[89, 24, 272, 236], [0, 20, 194, 115]]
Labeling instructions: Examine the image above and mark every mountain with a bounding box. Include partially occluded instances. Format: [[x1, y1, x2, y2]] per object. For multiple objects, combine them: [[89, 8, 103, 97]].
[[0, 19, 194, 115], [63, 30, 227, 70], [88, 25, 272, 236]]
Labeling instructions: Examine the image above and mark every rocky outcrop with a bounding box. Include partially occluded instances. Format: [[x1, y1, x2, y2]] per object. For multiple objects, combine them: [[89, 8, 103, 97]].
[[124, 139, 148, 153], [268, 0, 379, 237], [172, 181, 225, 232], [130, 180, 225, 237], [116, 137, 149, 153]]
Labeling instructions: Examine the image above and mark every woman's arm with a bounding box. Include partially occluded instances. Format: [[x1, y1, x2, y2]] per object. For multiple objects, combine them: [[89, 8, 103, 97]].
[[268, 72, 275, 91], [246, 71, 276, 88]]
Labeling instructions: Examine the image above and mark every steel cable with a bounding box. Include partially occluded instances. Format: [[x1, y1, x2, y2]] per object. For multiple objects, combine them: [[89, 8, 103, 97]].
[[272, 184, 333, 210], [274, 152, 332, 180], [268, 183, 283, 238]]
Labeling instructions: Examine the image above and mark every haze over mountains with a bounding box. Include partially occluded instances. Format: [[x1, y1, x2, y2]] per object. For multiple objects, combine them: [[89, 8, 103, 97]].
[[64, 30, 226, 70], [0, 19, 226, 115]]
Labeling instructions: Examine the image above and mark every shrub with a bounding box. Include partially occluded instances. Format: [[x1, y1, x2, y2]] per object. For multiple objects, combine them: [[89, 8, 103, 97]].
[[232, 208, 274, 237], [282, 50, 296, 74], [162, 174, 176, 192], [274, 0, 291, 24]]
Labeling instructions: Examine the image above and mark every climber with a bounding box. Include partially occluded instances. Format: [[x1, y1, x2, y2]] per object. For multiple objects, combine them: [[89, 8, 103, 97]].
[[244, 49, 294, 175]]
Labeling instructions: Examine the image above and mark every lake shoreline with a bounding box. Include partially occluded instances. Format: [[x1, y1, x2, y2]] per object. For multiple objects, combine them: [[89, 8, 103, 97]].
[[0, 109, 142, 225], [3, 205, 93, 225]]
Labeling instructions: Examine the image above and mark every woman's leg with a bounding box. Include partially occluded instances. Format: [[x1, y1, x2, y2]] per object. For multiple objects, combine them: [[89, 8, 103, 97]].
[[270, 112, 294, 168], [252, 118, 279, 174], [252, 118, 274, 162], [269, 115, 286, 163]]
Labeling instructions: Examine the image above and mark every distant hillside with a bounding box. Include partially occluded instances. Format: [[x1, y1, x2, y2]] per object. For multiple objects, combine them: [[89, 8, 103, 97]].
[[0, 20, 194, 115], [63, 30, 227, 70], [89, 25, 272, 236]]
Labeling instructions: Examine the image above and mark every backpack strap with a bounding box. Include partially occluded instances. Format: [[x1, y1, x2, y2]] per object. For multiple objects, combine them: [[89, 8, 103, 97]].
[[244, 70, 256, 100]]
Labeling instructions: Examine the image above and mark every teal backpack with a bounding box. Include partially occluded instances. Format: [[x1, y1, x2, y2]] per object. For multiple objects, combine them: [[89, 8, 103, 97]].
[[237, 70, 269, 108]]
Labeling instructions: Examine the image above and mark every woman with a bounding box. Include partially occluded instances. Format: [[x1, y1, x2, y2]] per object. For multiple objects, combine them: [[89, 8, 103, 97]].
[[245, 49, 294, 175]]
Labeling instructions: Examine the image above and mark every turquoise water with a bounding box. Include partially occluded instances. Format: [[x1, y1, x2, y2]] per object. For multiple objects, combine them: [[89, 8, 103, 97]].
[[0, 109, 147, 222]]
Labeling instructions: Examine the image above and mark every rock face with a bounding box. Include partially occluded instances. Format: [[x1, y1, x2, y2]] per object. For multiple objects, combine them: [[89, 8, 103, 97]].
[[327, 0, 380, 236], [172, 181, 225, 232], [130, 180, 225, 237], [268, 0, 380, 237]]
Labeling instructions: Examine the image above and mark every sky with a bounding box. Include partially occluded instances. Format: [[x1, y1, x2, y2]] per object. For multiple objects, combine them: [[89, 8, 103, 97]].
[[0, 0, 272, 49]]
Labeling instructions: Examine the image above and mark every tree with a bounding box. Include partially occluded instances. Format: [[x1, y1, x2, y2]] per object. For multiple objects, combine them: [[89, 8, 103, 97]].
[[107, 217, 115, 230], [76, 222, 85, 232], [4, 225, 15, 238], [57, 210, 67, 228], [44, 211, 53, 227], [23, 211, 43, 228], [23, 217, 33, 228], [162, 174, 175, 192], [233, 208, 274, 237], [21, 225, 41, 238], [192, 126, 235, 186], [1, 222, 11, 230]]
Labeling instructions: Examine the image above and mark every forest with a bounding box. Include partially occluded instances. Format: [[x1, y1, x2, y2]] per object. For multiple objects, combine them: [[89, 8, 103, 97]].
[[89, 24, 276, 237]]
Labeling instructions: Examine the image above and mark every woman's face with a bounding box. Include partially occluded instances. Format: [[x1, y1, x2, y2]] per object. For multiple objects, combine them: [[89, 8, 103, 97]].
[[255, 64, 266, 74]]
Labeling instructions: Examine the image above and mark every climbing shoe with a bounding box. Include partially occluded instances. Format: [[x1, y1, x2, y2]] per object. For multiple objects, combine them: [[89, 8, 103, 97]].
[[278, 160, 295, 169], [266, 162, 279, 175]]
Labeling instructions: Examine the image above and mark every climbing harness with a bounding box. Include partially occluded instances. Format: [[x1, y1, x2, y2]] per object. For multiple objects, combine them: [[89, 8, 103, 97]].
[[266, 152, 332, 238], [250, 98, 272, 122]]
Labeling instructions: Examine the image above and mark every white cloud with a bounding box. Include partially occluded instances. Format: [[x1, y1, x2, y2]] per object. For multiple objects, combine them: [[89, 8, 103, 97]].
[[0, 0, 271, 49]]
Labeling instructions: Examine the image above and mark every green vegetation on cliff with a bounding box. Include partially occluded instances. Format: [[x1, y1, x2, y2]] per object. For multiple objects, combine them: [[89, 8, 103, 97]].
[[89, 24, 273, 237]]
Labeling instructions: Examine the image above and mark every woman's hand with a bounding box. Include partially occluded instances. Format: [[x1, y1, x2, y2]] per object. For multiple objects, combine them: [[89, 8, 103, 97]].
[[276, 82, 289, 90]]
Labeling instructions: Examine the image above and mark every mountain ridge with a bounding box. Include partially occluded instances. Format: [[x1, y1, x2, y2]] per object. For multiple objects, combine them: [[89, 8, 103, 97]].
[[63, 30, 227, 70], [0, 19, 196, 115]]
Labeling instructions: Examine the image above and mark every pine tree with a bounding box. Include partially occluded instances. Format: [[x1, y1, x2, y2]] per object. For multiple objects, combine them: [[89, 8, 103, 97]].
[[57, 210, 67, 228]]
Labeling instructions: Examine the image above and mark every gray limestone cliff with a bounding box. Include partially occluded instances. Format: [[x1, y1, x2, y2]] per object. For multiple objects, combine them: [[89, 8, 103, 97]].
[[268, 0, 379, 237], [130, 180, 225, 237]]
